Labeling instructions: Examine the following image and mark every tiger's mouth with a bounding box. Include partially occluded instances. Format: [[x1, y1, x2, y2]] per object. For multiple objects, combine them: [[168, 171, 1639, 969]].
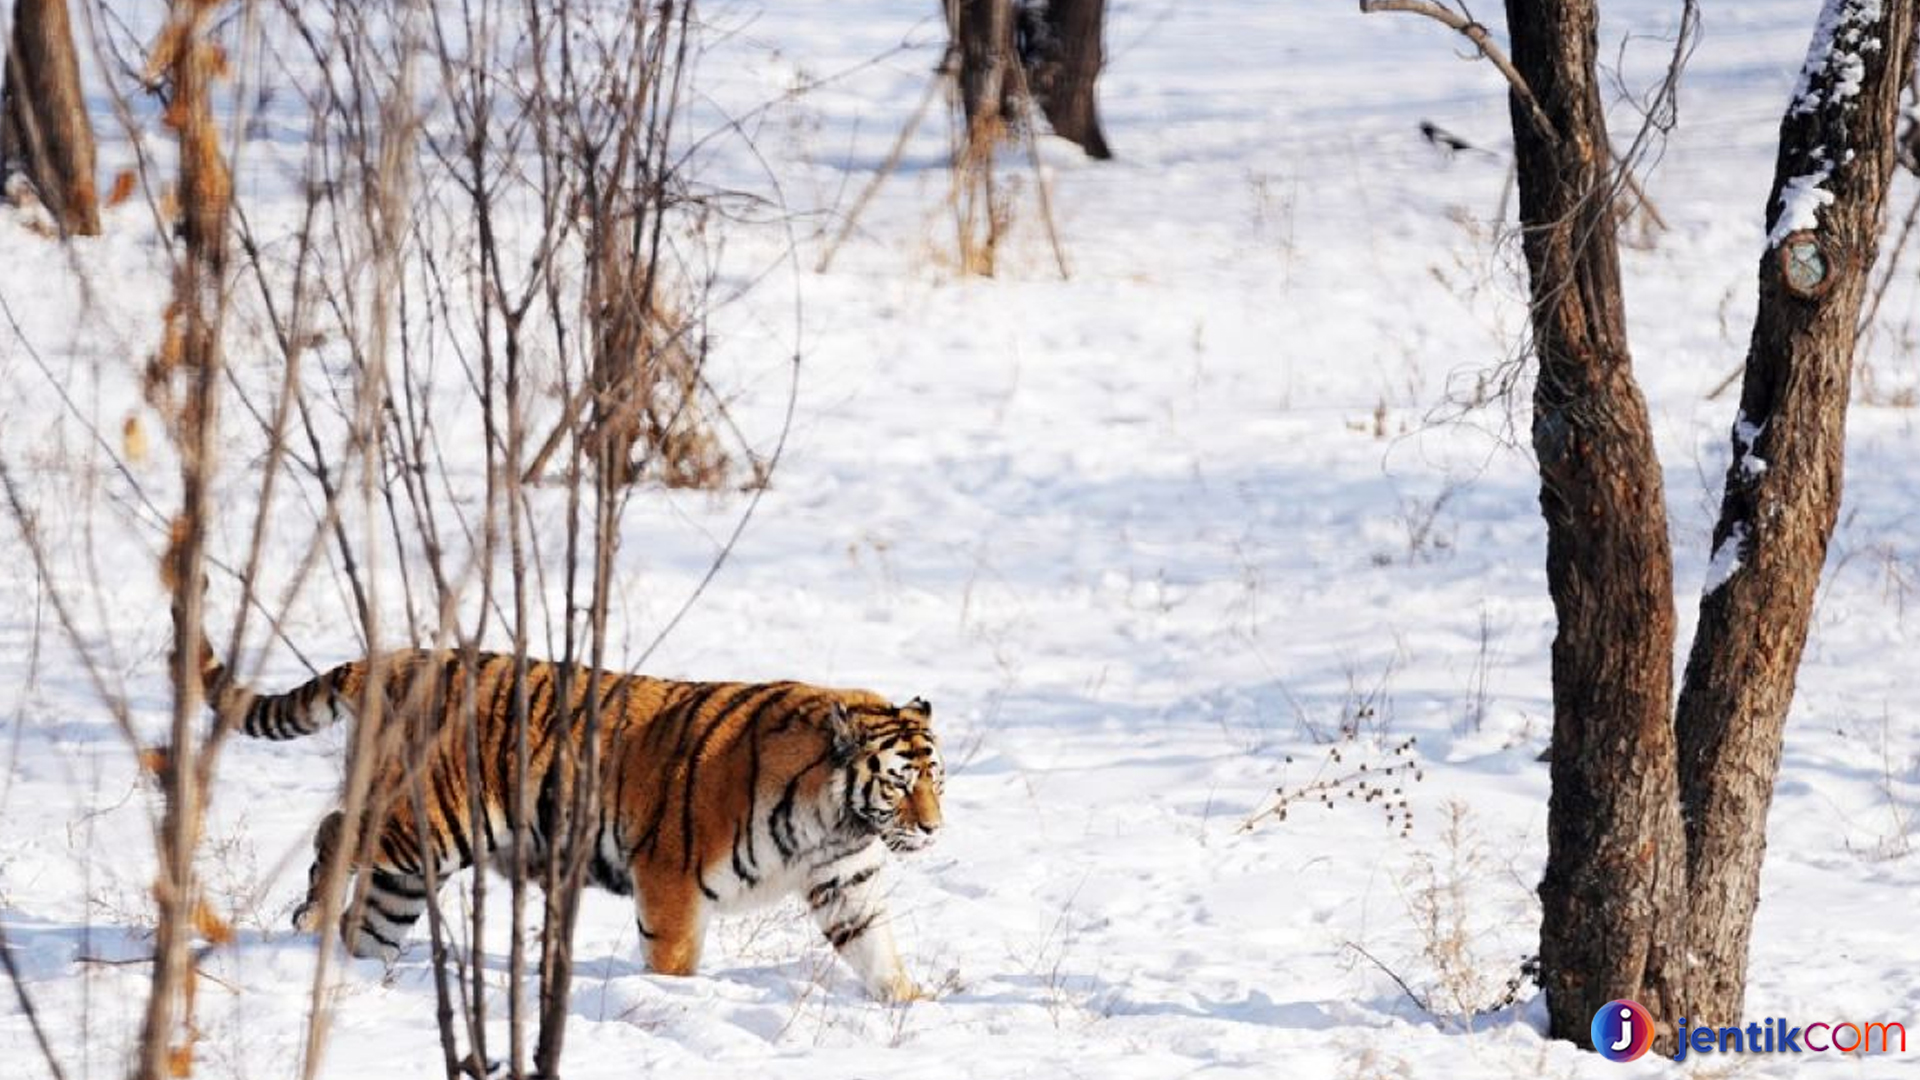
[[883, 828, 937, 854]]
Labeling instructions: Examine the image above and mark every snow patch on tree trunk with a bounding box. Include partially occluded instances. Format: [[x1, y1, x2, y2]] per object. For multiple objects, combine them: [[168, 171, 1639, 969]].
[[1704, 522, 1751, 595], [1733, 412, 1769, 480], [1791, 0, 1885, 117], [1772, 0, 1885, 245]]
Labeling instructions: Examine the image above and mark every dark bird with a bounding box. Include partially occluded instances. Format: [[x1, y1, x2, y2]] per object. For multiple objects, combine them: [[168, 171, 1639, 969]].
[[1419, 120, 1477, 155]]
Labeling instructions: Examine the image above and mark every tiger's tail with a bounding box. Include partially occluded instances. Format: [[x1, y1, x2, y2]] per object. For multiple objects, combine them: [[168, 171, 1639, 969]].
[[199, 638, 352, 741]]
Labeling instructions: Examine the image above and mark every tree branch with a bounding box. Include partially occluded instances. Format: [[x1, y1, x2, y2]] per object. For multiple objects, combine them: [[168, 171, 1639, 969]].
[[1359, 1, 1560, 147]]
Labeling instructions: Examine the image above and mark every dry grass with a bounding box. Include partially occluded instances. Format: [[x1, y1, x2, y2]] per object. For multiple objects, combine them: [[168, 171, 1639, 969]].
[[1381, 801, 1534, 1030], [951, 115, 1014, 277]]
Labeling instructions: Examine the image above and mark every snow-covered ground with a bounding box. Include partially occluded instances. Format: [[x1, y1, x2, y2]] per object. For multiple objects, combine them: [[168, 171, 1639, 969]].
[[3, 1, 1919, 1076]]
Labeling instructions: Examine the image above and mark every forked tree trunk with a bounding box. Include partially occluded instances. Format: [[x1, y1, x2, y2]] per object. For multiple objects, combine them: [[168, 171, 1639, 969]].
[[947, 0, 1112, 158], [1, 0, 100, 234], [1504, 0, 1688, 1049], [1675, 0, 1918, 1029], [1020, 0, 1111, 158], [947, 0, 1015, 145], [1373, 0, 1920, 1055]]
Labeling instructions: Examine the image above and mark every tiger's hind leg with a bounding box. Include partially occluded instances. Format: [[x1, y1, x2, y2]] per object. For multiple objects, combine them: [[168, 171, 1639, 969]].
[[805, 846, 918, 1001], [632, 866, 708, 977], [292, 809, 345, 933], [340, 867, 432, 961], [291, 808, 432, 961]]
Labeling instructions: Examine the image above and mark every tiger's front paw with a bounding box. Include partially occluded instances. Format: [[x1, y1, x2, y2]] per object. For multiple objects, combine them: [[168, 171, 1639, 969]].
[[291, 900, 321, 933], [872, 972, 924, 1003]]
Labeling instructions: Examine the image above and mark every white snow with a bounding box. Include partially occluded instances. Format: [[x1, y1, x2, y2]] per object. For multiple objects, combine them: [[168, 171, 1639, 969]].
[[3, 3, 1920, 1079], [1773, 0, 1888, 244], [1734, 413, 1770, 480], [1789, 0, 1885, 117], [1704, 522, 1751, 596], [1768, 159, 1836, 245]]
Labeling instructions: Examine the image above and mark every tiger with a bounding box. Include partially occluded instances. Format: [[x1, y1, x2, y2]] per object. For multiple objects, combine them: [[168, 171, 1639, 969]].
[[202, 646, 943, 1001]]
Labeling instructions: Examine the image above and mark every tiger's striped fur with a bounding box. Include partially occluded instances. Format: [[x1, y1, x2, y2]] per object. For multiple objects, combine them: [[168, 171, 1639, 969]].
[[206, 648, 942, 1001]]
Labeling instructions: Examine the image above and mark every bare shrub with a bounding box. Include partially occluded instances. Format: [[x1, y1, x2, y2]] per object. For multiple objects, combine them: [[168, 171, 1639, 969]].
[[1, 1, 798, 1078], [1345, 801, 1534, 1033]]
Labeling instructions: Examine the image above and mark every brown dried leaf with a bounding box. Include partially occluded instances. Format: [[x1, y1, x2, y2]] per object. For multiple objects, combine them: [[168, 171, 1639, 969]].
[[192, 899, 235, 946], [122, 414, 149, 464], [107, 170, 139, 208], [158, 515, 190, 592], [144, 23, 187, 88]]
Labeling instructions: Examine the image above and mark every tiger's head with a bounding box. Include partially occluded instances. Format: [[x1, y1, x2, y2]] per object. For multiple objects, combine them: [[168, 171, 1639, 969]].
[[836, 696, 943, 854]]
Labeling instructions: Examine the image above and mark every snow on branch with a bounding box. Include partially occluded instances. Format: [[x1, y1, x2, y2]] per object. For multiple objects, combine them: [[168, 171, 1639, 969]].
[[1771, 0, 1889, 246], [1791, 0, 1886, 118]]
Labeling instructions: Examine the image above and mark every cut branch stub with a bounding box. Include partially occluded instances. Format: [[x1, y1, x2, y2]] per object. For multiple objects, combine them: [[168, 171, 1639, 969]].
[[1776, 229, 1842, 299]]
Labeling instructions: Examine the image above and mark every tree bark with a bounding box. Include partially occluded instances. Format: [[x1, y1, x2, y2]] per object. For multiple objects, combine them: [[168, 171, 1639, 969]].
[[1, 0, 100, 235], [1020, 0, 1111, 159], [947, 0, 1112, 158], [1675, 0, 1918, 1028], [947, 0, 1016, 146], [1505, 0, 1687, 1050]]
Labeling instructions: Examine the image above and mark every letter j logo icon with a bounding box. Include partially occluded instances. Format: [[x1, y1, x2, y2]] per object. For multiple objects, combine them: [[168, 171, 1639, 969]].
[[1592, 999, 1655, 1062]]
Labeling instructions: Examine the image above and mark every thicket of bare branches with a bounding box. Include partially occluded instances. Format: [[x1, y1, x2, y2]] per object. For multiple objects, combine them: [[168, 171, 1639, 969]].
[[0, 1, 797, 1077]]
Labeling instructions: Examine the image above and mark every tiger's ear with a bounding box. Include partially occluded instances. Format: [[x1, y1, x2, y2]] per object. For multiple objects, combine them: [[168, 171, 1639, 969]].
[[827, 700, 859, 762], [903, 696, 931, 717]]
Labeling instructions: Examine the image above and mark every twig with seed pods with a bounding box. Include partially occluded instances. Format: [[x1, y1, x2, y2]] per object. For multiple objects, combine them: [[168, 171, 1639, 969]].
[[1240, 735, 1424, 836]]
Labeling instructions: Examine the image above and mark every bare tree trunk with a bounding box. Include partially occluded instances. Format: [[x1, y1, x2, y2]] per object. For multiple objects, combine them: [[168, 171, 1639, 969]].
[[947, 0, 1015, 147], [1675, 0, 1919, 1028], [1, 0, 100, 234], [1019, 0, 1111, 158], [1504, 0, 1687, 1049], [947, 0, 1112, 158]]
